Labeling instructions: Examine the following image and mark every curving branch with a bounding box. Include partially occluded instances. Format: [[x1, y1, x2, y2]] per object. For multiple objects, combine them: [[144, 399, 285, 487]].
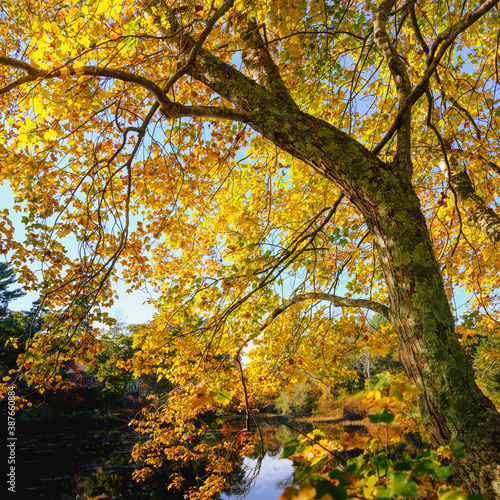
[[373, 0, 500, 155], [0, 55, 41, 74], [0, 57, 251, 123], [443, 148, 500, 247], [0, 57, 170, 100], [424, 89, 500, 247], [259, 292, 390, 333]]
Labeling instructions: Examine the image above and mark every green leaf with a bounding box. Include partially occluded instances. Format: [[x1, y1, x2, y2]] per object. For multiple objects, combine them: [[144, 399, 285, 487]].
[[412, 458, 440, 478], [346, 455, 365, 477], [387, 469, 419, 498], [393, 459, 414, 471], [369, 408, 395, 424], [374, 485, 391, 499], [450, 442, 466, 460], [281, 438, 301, 459], [434, 466, 451, 481], [375, 372, 392, 390], [391, 388, 404, 401], [312, 476, 348, 500], [372, 453, 391, 474]]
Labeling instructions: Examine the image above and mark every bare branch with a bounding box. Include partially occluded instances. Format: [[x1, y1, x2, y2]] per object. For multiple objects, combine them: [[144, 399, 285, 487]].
[[447, 97, 481, 139], [234, 354, 251, 431], [259, 292, 390, 332]]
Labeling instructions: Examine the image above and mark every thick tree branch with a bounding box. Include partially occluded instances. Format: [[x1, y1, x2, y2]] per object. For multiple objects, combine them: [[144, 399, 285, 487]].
[[478, 157, 500, 177], [238, 18, 296, 106], [0, 57, 250, 123], [425, 90, 500, 247], [162, 0, 235, 93], [443, 146, 500, 247], [142, 1, 286, 114], [373, 0, 412, 175], [373, 0, 499, 155], [260, 292, 390, 332], [0, 55, 41, 75]]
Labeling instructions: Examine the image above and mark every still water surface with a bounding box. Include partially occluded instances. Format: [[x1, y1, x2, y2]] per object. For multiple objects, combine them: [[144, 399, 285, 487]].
[[15, 418, 349, 500]]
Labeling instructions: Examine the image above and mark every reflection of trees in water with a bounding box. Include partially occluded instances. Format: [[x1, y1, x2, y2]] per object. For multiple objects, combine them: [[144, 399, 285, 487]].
[[275, 474, 295, 491], [75, 418, 363, 500], [218, 418, 297, 499], [274, 422, 310, 449], [222, 456, 263, 500], [222, 418, 318, 498]]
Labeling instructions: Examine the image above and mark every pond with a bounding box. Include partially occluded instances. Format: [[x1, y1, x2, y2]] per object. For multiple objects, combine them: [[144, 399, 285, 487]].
[[14, 417, 361, 500]]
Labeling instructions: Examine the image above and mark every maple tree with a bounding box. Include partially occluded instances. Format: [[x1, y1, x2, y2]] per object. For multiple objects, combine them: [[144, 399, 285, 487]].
[[1, 0, 500, 497]]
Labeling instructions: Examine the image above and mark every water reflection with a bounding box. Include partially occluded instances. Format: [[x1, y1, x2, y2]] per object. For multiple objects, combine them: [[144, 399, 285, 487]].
[[220, 420, 300, 500], [221, 454, 294, 500], [17, 418, 364, 499]]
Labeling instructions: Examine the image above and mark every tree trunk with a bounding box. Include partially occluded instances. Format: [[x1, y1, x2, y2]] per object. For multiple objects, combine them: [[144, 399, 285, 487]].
[[365, 176, 500, 497]]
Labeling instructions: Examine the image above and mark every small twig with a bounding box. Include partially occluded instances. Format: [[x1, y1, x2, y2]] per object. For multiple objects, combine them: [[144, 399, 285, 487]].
[[235, 354, 251, 431]]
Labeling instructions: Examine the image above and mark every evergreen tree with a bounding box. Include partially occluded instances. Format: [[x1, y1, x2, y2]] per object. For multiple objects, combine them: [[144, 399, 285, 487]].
[[0, 262, 24, 318]]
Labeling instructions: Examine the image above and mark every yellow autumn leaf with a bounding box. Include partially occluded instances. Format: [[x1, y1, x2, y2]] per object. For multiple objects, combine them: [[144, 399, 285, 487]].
[[360, 389, 381, 409], [339, 431, 371, 451], [190, 382, 217, 410]]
